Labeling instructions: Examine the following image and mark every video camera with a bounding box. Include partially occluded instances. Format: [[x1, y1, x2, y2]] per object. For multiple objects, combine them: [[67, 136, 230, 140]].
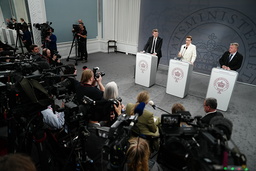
[[33, 21, 53, 43], [92, 67, 105, 79], [72, 24, 80, 33], [158, 114, 247, 171], [97, 113, 138, 170]]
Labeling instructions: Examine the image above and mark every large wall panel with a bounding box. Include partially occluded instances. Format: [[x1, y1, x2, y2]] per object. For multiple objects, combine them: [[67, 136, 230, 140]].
[[139, 0, 256, 85]]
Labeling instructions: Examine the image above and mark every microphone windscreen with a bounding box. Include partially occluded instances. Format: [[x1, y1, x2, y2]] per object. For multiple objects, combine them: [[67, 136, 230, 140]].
[[148, 100, 154, 106], [210, 116, 233, 140], [134, 102, 146, 116]]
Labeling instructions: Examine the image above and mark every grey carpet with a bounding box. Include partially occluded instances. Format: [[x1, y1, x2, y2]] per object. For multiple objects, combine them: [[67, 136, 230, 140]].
[[63, 52, 255, 170]]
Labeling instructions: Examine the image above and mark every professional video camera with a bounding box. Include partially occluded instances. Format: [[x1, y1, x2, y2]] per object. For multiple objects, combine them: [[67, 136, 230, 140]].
[[72, 24, 80, 33], [96, 113, 138, 170], [82, 95, 122, 122], [157, 114, 248, 171], [93, 67, 105, 79], [33, 21, 52, 43]]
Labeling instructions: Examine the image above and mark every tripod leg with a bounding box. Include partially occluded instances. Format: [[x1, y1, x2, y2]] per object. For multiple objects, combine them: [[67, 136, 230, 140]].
[[66, 34, 76, 62]]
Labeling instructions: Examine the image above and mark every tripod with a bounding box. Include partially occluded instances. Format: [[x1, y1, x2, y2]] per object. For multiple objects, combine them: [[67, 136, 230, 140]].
[[66, 33, 79, 65], [14, 28, 24, 55]]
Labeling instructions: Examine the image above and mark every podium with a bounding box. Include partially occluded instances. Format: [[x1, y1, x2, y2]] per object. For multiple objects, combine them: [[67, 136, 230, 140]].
[[135, 52, 158, 87], [206, 68, 238, 111], [166, 59, 193, 98]]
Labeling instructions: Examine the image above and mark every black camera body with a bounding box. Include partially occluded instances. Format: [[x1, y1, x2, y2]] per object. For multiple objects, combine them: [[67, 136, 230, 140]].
[[53, 50, 61, 59], [92, 67, 105, 79], [72, 24, 80, 33], [33, 22, 53, 43]]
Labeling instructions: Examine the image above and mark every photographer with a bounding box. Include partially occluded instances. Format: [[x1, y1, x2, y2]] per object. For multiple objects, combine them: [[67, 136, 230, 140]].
[[44, 27, 57, 54], [49, 53, 62, 67], [22, 25, 32, 52], [76, 68, 105, 104], [76, 23, 88, 62]]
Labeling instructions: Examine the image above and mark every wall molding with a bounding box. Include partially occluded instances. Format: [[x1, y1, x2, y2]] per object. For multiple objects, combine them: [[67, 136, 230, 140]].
[[57, 39, 138, 58]]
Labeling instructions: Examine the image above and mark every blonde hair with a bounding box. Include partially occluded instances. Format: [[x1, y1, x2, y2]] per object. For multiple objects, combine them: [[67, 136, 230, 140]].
[[131, 91, 150, 115], [104, 81, 118, 100], [80, 69, 93, 83], [126, 137, 150, 171], [0, 153, 36, 171]]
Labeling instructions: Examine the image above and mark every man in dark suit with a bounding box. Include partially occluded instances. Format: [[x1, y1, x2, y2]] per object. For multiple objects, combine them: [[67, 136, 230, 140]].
[[201, 97, 223, 125], [219, 42, 243, 71], [143, 29, 163, 68]]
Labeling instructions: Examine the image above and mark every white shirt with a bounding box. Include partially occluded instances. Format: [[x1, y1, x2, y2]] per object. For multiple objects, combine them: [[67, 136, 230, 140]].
[[41, 105, 65, 129], [179, 44, 197, 64]]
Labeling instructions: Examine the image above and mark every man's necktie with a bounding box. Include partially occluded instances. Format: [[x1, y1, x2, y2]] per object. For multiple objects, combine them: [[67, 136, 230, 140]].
[[229, 54, 233, 62], [151, 38, 156, 54]]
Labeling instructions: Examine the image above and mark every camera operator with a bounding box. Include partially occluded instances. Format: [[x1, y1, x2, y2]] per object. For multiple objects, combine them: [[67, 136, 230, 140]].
[[201, 97, 223, 125], [76, 23, 88, 62], [22, 25, 32, 52], [6, 18, 14, 29], [44, 27, 57, 54], [124, 137, 163, 171]]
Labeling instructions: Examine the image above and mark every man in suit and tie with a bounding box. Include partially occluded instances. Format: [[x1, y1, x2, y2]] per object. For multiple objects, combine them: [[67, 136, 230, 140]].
[[219, 42, 243, 71], [143, 29, 163, 68]]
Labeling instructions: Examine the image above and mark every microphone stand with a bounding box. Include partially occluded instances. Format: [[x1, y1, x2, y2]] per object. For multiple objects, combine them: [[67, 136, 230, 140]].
[[154, 105, 171, 115]]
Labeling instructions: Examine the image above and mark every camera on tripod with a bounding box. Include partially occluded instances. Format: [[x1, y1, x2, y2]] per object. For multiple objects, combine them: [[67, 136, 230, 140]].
[[33, 22, 53, 42], [72, 24, 80, 33], [93, 67, 105, 79]]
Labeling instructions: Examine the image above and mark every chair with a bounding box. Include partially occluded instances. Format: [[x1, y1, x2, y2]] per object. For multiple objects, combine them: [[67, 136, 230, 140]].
[[107, 40, 117, 53]]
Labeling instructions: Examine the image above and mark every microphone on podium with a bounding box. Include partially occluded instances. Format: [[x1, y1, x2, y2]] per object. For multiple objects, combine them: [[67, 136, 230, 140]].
[[148, 100, 171, 114]]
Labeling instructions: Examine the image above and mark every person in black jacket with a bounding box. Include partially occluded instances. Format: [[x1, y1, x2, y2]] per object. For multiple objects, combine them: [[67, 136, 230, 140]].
[[201, 97, 223, 125], [143, 29, 163, 68], [219, 42, 243, 71]]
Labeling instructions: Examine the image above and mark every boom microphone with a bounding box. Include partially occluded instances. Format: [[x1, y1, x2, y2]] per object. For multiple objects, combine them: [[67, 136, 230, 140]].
[[148, 100, 155, 109], [148, 100, 171, 114]]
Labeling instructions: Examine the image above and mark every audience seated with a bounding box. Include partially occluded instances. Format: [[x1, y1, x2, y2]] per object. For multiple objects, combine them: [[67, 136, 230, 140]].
[[124, 137, 163, 171], [171, 103, 190, 127], [125, 91, 160, 151], [201, 97, 224, 125]]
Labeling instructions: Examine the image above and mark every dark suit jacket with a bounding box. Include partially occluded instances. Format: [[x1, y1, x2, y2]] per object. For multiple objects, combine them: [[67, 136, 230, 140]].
[[219, 51, 243, 71], [201, 111, 223, 125], [143, 36, 163, 58]]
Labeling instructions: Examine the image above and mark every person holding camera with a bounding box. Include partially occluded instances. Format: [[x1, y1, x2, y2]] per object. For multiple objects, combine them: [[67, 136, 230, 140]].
[[77, 23, 88, 63], [22, 25, 32, 52], [76, 68, 105, 104], [44, 27, 57, 54]]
